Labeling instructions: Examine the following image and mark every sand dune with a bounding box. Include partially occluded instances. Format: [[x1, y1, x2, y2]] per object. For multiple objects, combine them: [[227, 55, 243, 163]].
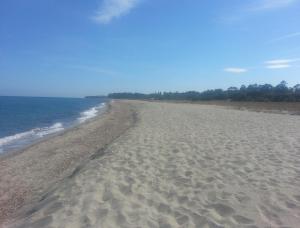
[[7, 101, 300, 228]]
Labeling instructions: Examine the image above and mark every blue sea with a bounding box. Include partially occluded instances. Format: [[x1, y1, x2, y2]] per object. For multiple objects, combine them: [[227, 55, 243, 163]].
[[0, 96, 108, 154]]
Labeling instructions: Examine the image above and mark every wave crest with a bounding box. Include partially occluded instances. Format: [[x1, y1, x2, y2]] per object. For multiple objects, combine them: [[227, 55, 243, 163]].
[[0, 122, 64, 152], [78, 103, 105, 123], [0, 102, 106, 153]]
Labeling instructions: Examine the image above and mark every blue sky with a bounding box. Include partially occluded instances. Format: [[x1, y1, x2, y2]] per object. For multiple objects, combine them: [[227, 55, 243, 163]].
[[0, 0, 300, 97]]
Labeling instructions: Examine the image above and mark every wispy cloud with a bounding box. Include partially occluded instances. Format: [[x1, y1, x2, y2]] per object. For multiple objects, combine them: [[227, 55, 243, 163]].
[[270, 32, 300, 42], [250, 0, 297, 11], [265, 59, 299, 64], [266, 64, 291, 69], [265, 58, 300, 69], [224, 68, 248, 73], [220, 0, 298, 24], [92, 0, 140, 24], [223, 58, 299, 73], [68, 65, 118, 76]]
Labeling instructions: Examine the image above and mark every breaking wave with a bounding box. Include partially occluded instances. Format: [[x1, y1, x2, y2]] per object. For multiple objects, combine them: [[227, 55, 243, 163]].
[[0, 102, 106, 154], [0, 122, 64, 153], [77, 103, 105, 123]]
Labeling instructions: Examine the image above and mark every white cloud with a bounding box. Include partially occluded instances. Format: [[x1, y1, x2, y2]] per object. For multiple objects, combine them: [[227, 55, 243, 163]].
[[265, 59, 299, 65], [68, 65, 118, 75], [266, 64, 291, 69], [265, 58, 299, 69], [224, 68, 248, 73], [251, 0, 297, 11], [92, 0, 140, 24]]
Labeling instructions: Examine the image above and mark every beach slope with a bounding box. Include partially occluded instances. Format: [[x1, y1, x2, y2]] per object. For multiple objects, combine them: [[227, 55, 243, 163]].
[[4, 101, 300, 227], [0, 101, 137, 225]]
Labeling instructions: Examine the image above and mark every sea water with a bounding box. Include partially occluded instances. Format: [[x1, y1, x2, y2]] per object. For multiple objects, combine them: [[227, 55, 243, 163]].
[[0, 96, 107, 153]]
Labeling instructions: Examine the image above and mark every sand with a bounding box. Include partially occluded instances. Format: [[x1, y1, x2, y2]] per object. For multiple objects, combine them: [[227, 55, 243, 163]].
[[151, 100, 300, 116], [0, 101, 137, 226], [3, 101, 300, 228], [191, 101, 300, 116]]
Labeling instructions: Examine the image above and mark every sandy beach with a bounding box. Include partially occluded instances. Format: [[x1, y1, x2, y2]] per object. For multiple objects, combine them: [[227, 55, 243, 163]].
[[0, 101, 137, 226], [2, 101, 300, 228]]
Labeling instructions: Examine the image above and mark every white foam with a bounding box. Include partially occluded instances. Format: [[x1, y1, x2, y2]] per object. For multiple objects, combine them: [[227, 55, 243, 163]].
[[0, 122, 64, 153], [0, 102, 106, 153], [78, 103, 105, 123], [0, 129, 36, 147], [36, 122, 64, 137]]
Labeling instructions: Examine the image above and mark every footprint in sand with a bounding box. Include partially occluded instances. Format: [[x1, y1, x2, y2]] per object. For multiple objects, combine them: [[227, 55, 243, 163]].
[[115, 212, 129, 226], [206, 176, 215, 183], [26, 216, 53, 228], [158, 218, 172, 228], [293, 195, 300, 202], [211, 203, 235, 217], [258, 205, 282, 226], [285, 201, 297, 209], [175, 214, 189, 226], [43, 201, 63, 215], [95, 208, 109, 222], [233, 215, 254, 224], [172, 148, 180, 154], [207, 191, 217, 202], [177, 195, 189, 204], [157, 203, 172, 214], [235, 193, 251, 204], [185, 171, 193, 177], [118, 183, 132, 196]]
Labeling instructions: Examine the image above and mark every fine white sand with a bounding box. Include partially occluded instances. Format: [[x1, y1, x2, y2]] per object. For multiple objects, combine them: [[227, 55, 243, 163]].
[[7, 101, 300, 228]]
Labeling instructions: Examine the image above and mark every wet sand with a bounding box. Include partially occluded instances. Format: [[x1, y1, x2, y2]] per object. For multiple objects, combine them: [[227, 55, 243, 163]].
[[3, 101, 300, 227]]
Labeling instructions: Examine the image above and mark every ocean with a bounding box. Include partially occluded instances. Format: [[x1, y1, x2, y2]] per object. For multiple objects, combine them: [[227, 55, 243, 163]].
[[0, 96, 108, 154]]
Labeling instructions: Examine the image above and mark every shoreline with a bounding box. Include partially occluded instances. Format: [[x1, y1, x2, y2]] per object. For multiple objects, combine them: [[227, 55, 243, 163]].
[[0, 102, 109, 160], [2, 100, 300, 227], [0, 101, 108, 157], [0, 100, 137, 225], [7, 100, 300, 228]]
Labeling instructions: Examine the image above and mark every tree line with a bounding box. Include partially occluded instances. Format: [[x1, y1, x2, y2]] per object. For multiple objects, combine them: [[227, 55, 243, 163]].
[[108, 81, 300, 102]]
